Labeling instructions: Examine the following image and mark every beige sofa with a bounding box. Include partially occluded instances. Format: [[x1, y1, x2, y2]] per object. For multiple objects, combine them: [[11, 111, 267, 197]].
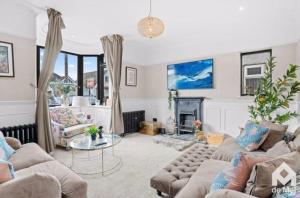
[[0, 138, 87, 198], [151, 132, 299, 198]]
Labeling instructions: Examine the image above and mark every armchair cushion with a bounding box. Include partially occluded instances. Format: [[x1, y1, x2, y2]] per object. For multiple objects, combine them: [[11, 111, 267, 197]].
[[0, 173, 61, 198], [5, 137, 21, 150], [49, 107, 79, 128]]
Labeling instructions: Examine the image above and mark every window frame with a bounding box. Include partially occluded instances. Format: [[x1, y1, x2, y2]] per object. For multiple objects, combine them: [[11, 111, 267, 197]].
[[240, 49, 272, 96], [36, 46, 105, 105]]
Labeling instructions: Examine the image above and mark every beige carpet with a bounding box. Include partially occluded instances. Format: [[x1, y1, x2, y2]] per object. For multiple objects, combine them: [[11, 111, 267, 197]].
[[53, 133, 181, 198]]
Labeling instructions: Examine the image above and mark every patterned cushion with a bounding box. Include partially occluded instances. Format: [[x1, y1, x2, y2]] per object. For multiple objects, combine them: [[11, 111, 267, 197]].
[[49, 107, 79, 128], [210, 152, 270, 193], [0, 159, 15, 184], [236, 122, 269, 151], [0, 131, 15, 160]]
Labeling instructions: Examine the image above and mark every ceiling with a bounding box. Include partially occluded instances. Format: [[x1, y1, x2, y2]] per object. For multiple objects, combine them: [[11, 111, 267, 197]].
[[13, 0, 300, 65]]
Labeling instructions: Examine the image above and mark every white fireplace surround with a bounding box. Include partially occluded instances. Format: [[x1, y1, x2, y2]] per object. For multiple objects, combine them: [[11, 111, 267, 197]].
[[1, 98, 299, 138]]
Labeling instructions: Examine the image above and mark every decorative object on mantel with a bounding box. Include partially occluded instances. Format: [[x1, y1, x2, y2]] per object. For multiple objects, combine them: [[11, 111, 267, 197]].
[[125, 66, 137, 86], [137, 0, 165, 38], [193, 120, 206, 142], [249, 57, 300, 124], [168, 59, 213, 90], [0, 41, 14, 77]]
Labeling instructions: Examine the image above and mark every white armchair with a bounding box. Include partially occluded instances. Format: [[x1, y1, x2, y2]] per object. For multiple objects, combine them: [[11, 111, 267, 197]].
[[49, 107, 94, 149]]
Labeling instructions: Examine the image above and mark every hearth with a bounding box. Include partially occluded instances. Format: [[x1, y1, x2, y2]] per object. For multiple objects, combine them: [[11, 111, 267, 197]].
[[174, 97, 204, 135]]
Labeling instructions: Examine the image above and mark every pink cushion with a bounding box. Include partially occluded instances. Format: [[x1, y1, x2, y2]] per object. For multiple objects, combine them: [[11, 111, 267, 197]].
[[0, 159, 15, 184]]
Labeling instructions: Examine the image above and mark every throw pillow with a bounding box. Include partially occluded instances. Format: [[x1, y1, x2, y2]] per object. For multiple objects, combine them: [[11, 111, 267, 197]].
[[236, 122, 270, 151], [210, 152, 270, 192], [266, 140, 292, 158], [0, 132, 15, 160], [246, 148, 300, 198], [260, 121, 288, 151], [0, 159, 15, 184]]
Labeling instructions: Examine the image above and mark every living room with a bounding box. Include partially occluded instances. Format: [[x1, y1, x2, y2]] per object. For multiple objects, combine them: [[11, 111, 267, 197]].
[[1, 0, 300, 198]]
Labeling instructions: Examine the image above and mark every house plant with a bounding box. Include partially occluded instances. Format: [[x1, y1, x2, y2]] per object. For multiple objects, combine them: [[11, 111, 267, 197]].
[[50, 81, 76, 106], [86, 126, 98, 141], [248, 57, 300, 124]]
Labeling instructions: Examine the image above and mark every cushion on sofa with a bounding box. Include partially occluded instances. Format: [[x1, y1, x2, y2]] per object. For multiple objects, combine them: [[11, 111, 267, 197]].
[[210, 152, 270, 193], [211, 137, 246, 162], [266, 140, 292, 157], [0, 159, 15, 184], [245, 149, 300, 198], [259, 121, 288, 151], [236, 122, 269, 151], [175, 159, 231, 198], [16, 160, 87, 198], [8, 143, 54, 171], [0, 133, 15, 160]]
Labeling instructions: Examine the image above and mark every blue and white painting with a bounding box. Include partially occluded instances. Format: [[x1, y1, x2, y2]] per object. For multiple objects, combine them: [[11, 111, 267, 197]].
[[167, 59, 213, 90]]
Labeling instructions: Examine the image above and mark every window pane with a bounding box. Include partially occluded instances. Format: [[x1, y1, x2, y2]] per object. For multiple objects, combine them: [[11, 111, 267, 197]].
[[83, 57, 98, 104], [39, 48, 78, 106]]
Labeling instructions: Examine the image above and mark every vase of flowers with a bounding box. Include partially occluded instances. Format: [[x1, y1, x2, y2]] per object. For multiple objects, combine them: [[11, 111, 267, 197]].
[[86, 126, 98, 141], [193, 120, 205, 141]]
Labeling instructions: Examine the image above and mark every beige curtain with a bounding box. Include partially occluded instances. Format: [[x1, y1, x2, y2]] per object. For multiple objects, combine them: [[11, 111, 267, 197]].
[[100, 35, 124, 135], [36, 8, 65, 152]]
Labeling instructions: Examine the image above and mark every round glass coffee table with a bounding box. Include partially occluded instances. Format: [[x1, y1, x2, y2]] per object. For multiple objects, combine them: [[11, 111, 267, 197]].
[[69, 133, 122, 175]]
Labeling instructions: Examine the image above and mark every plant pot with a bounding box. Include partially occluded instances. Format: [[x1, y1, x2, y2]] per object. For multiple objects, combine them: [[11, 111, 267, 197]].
[[91, 134, 97, 141]]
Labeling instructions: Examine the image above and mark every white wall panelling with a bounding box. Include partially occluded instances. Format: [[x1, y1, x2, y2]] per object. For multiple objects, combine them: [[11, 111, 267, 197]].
[[0, 101, 36, 128]]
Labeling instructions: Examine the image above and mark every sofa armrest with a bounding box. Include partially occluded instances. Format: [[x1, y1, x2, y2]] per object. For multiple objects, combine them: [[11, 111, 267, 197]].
[[5, 137, 22, 150], [0, 173, 61, 198], [205, 190, 257, 198], [51, 120, 64, 129]]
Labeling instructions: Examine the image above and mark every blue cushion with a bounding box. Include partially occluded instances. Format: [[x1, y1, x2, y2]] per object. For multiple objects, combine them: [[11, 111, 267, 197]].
[[236, 122, 269, 151], [0, 137, 15, 160]]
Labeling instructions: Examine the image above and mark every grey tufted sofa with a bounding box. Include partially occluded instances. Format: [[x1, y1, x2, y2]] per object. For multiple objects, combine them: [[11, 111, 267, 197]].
[[150, 143, 217, 197]]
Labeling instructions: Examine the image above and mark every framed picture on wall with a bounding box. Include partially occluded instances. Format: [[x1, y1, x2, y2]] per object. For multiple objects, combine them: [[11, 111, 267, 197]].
[[0, 41, 14, 77], [125, 66, 137, 86]]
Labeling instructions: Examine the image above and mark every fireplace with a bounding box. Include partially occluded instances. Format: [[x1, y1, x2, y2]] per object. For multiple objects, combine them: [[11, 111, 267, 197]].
[[174, 97, 204, 135]]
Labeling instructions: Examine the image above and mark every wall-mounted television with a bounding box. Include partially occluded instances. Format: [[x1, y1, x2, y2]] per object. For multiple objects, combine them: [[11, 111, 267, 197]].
[[167, 59, 214, 90]]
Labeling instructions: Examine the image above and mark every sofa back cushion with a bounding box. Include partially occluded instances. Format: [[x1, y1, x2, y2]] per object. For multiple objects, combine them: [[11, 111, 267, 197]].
[[0, 131, 15, 160], [49, 107, 79, 128], [259, 121, 288, 151], [0, 159, 15, 184], [246, 149, 300, 198], [266, 140, 292, 158], [236, 122, 269, 151], [210, 152, 270, 193]]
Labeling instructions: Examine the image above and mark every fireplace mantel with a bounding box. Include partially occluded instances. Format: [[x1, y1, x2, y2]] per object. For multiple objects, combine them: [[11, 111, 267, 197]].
[[173, 97, 205, 135]]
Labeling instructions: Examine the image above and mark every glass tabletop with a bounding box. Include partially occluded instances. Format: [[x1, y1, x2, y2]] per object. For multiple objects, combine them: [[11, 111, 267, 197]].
[[70, 134, 121, 150]]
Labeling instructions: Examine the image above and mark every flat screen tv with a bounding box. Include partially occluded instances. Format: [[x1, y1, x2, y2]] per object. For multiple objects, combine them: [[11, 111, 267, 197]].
[[167, 59, 214, 90]]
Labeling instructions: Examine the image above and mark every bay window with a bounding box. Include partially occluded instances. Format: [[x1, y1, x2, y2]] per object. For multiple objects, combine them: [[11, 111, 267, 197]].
[[37, 46, 108, 106]]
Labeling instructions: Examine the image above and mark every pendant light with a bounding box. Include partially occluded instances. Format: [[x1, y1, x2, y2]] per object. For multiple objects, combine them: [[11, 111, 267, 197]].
[[137, 0, 165, 38]]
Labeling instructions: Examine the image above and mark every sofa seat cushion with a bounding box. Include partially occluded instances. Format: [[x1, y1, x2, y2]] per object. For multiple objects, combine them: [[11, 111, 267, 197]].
[[175, 159, 231, 198], [150, 143, 216, 196], [16, 160, 87, 198], [8, 143, 54, 171]]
